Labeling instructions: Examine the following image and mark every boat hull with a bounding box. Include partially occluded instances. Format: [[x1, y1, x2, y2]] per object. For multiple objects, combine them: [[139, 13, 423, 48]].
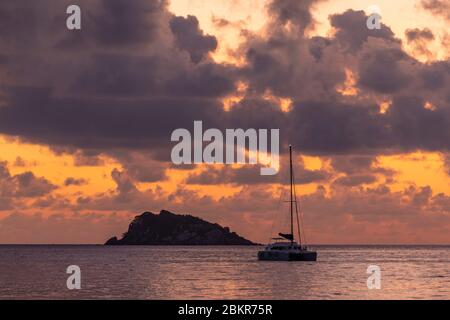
[[258, 250, 317, 261]]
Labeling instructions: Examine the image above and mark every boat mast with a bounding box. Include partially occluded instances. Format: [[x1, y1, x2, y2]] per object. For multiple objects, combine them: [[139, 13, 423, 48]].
[[289, 145, 294, 245]]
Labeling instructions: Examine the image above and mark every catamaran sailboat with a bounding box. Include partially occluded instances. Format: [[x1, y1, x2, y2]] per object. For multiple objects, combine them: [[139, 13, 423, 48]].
[[258, 145, 317, 261]]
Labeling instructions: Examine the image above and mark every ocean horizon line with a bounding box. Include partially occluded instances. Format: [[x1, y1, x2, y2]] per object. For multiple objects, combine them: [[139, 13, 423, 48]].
[[1, 243, 450, 247]]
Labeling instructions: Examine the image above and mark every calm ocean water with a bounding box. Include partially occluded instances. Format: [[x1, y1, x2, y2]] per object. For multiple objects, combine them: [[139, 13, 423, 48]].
[[0, 245, 449, 300]]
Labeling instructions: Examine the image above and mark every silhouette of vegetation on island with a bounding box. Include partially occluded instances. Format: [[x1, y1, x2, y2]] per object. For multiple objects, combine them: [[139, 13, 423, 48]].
[[105, 210, 256, 245]]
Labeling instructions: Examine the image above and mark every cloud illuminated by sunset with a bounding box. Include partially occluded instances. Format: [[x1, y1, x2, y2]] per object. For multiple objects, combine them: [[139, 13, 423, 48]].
[[0, 0, 448, 244]]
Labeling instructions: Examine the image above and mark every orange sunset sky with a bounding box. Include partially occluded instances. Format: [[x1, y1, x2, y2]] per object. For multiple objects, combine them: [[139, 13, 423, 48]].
[[0, 0, 449, 244]]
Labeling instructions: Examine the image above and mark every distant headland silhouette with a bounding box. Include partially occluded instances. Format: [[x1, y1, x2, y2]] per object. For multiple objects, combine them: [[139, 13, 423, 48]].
[[105, 210, 256, 245]]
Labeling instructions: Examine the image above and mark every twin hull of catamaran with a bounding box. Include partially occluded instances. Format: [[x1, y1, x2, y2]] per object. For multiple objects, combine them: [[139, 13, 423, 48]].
[[258, 242, 317, 261]]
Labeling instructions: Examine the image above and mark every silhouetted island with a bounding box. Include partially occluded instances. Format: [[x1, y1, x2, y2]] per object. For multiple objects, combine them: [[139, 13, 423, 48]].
[[105, 210, 256, 245]]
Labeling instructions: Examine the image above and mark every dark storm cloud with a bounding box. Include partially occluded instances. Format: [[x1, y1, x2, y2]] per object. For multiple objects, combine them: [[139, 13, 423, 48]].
[[224, 98, 287, 130], [330, 10, 397, 52], [0, 87, 225, 150], [13, 172, 57, 198], [170, 15, 218, 63], [0, 162, 56, 202], [334, 174, 377, 187], [0, 0, 231, 86], [331, 155, 375, 174], [73, 54, 234, 98], [419, 61, 449, 90], [241, 38, 345, 102], [53, 0, 169, 51], [405, 28, 435, 42], [330, 155, 396, 178], [73, 151, 105, 167], [421, 0, 450, 21], [308, 36, 331, 61], [0, 0, 238, 160], [74, 54, 174, 96], [240, 4, 450, 154], [13, 156, 37, 168], [239, 0, 346, 101], [411, 185, 433, 206], [186, 160, 329, 186], [169, 63, 236, 98], [388, 95, 450, 151], [109, 150, 169, 183], [0, 2, 43, 50], [357, 41, 412, 94], [0, 0, 449, 174], [93, 0, 166, 46], [268, 0, 319, 30], [289, 100, 390, 153], [64, 177, 88, 186], [405, 28, 436, 59]]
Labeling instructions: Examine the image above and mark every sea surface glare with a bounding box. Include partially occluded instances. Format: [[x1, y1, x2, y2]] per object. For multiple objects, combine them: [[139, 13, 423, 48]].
[[0, 245, 449, 299]]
